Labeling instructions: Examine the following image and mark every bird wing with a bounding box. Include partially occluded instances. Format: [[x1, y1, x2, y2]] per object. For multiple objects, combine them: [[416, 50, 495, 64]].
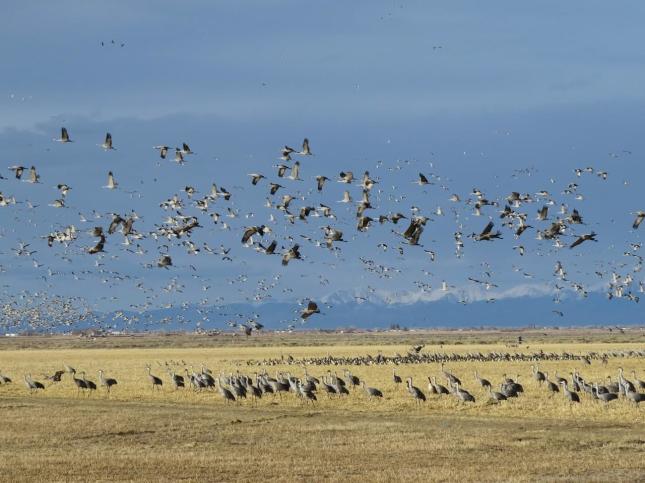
[[480, 221, 494, 236], [291, 162, 300, 179], [570, 236, 584, 249], [242, 226, 259, 244]]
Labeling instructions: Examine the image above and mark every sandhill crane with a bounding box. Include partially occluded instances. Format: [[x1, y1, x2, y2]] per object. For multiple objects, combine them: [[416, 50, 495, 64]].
[[100, 132, 115, 150], [362, 381, 383, 400], [98, 370, 118, 393], [71, 371, 87, 395], [246, 379, 263, 403], [532, 365, 546, 385], [230, 381, 247, 400], [472, 221, 502, 241], [87, 235, 106, 254], [488, 386, 507, 402], [24, 374, 45, 393], [441, 363, 461, 385], [297, 380, 317, 404], [153, 145, 169, 159], [9, 165, 24, 179], [570, 232, 597, 249], [328, 372, 349, 396], [338, 171, 354, 184], [275, 164, 289, 177], [431, 376, 450, 395], [606, 376, 620, 394], [288, 161, 301, 180], [392, 369, 402, 385], [179, 142, 194, 155], [104, 171, 117, 189], [320, 376, 337, 398], [215, 378, 235, 403], [0, 371, 13, 384], [414, 173, 431, 186], [632, 211, 645, 230], [302, 368, 319, 386], [81, 371, 97, 394], [248, 173, 265, 185], [553, 372, 567, 386], [241, 225, 269, 245], [593, 384, 617, 403], [474, 371, 491, 389], [54, 127, 72, 143], [157, 255, 172, 268], [544, 372, 559, 394], [632, 371, 645, 390], [27, 166, 40, 184], [454, 382, 475, 403], [559, 381, 580, 403], [407, 377, 426, 404], [282, 244, 301, 266], [315, 175, 329, 191], [623, 383, 645, 405], [427, 377, 438, 395], [300, 301, 320, 319], [146, 366, 163, 390], [344, 370, 360, 389]]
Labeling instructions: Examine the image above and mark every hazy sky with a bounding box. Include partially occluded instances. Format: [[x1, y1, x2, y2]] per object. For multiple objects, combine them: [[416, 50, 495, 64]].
[[1, 2, 644, 327]]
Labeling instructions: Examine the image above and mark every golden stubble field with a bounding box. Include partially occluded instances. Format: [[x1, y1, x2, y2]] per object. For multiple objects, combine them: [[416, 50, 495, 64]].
[[0, 334, 644, 482]]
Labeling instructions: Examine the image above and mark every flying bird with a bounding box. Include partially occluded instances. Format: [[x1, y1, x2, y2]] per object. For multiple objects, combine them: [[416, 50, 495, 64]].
[[299, 138, 312, 156], [104, 171, 117, 189], [315, 175, 329, 192], [153, 146, 169, 159], [300, 301, 320, 319], [54, 127, 72, 143], [8, 166, 24, 179], [100, 132, 115, 150], [27, 166, 40, 184], [570, 232, 597, 249], [282, 244, 301, 266], [472, 222, 502, 241], [415, 173, 431, 186], [248, 173, 266, 185]]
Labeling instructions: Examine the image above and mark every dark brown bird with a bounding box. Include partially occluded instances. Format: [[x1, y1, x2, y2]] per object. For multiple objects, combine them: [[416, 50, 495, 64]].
[[301, 301, 320, 319], [472, 221, 502, 241], [570, 232, 597, 249]]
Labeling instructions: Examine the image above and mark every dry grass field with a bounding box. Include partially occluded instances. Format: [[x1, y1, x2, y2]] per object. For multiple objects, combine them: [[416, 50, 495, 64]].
[[0, 332, 644, 482]]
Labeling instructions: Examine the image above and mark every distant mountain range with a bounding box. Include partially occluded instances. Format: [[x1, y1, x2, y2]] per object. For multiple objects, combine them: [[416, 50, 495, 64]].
[[6, 291, 643, 335], [96, 292, 644, 332]]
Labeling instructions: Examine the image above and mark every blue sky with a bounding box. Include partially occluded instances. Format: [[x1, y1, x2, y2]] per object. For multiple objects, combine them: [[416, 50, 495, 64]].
[[1, 1, 644, 328]]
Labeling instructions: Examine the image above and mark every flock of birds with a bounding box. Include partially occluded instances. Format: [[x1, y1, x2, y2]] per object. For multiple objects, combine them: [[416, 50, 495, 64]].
[[1, 126, 644, 333], [248, 346, 645, 367], [4, 356, 644, 407]]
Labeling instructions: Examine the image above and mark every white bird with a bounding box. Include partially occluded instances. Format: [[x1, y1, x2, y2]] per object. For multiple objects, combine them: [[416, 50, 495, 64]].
[[104, 171, 118, 189], [338, 191, 352, 203]]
